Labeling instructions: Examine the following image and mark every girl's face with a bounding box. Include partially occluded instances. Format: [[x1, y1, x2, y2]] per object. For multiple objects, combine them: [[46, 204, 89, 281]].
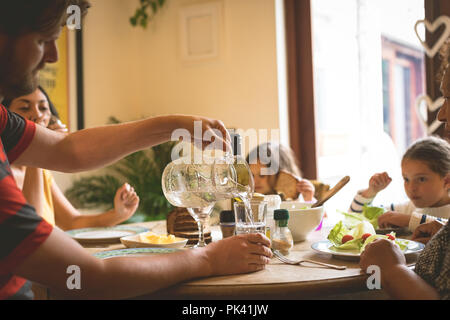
[[402, 158, 450, 208], [8, 89, 51, 128], [250, 161, 273, 194]]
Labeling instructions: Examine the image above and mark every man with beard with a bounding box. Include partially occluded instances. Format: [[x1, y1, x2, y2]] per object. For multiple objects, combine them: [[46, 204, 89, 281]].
[[0, 0, 272, 300]]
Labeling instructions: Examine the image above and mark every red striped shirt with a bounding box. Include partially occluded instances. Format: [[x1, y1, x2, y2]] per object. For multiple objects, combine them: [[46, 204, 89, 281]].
[[0, 105, 53, 300]]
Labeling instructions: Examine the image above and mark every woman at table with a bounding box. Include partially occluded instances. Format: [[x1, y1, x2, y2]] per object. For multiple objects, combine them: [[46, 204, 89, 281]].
[[247, 142, 316, 202], [3, 86, 140, 230], [360, 40, 450, 300]]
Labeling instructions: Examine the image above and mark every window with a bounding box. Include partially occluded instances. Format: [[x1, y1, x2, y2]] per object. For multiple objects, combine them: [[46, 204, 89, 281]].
[[311, 0, 426, 214], [381, 37, 426, 152]]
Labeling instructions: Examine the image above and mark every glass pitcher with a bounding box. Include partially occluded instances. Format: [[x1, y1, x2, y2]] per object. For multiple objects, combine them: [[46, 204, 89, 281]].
[[162, 153, 254, 247]]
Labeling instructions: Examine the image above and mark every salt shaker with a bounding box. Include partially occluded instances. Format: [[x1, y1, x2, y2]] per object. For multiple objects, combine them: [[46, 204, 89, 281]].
[[271, 209, 293, 255]]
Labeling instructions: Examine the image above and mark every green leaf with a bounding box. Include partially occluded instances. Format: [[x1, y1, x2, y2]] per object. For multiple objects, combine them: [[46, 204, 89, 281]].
[[130, 0, 166, 29], [150, 2, 158, 14]]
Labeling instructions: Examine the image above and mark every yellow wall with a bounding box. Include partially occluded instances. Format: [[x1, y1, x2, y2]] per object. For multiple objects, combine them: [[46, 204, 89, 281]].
[[54, 0, 281, 191]]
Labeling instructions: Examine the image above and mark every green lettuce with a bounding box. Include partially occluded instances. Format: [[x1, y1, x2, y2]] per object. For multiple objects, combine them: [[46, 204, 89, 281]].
[[327, 220, 349, 247], [340, 205, 386, 230], [327, 221, 375, 251], [360, 232, 409, 253], [328, 218, 410, 253], [362, 205, 385, 229], [348, 220, 376, 240]]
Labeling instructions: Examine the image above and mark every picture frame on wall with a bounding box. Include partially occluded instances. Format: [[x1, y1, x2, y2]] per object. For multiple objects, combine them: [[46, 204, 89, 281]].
[[39, 26, 85, 131]]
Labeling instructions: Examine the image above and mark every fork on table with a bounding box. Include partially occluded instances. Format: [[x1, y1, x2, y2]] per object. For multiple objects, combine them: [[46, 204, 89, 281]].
[[272, 250, 347, 270]]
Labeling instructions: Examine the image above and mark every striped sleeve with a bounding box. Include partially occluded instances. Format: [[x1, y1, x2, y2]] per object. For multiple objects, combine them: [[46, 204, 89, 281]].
[[0, 106, 36, 163], [0, 105, 52, 300], [0, 170, 53, 274], [349, 190, 374, 213], [409, 212, 449, 232]]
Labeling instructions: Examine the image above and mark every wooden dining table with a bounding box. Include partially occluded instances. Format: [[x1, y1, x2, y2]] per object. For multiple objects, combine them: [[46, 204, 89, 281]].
[[70, 219, 420, 300]]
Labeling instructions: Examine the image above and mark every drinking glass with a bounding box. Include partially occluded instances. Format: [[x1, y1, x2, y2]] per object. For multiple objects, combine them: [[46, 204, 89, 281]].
[[234, 200, 267, 235]]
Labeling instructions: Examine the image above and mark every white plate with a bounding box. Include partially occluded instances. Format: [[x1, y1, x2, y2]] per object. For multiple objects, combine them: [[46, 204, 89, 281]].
[[67, 226, 149, 244], [311, 239, 425, 260], [120, 234, 188, 249]]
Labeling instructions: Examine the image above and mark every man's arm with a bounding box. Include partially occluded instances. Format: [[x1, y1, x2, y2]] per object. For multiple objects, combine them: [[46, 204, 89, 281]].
[[380, 264, 440, 300], [14, 228, 271, 299], [13, 115, 231, 173], [360, 239, 440, 300]]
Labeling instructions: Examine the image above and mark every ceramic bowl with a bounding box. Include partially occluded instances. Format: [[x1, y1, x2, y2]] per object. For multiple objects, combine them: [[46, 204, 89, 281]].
[[280, 202, 324, 242]]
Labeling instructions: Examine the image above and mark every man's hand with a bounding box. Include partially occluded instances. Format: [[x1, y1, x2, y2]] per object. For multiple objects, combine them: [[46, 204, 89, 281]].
[[411, 220, 445, 244], [202, 233, 272, 276], [360, 238, 406, 272], [170, 115, 232, 153]]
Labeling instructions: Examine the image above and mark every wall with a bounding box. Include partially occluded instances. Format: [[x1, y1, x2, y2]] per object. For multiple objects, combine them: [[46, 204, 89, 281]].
[[54, 0, 281, 192]]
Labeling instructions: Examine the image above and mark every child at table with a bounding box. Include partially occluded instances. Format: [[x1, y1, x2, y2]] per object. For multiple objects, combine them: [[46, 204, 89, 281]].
[[246, 142, 316, 202], [349, 136, 450, 233]]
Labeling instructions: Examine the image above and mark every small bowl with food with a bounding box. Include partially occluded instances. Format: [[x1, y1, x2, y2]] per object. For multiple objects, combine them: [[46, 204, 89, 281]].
[[280, 202, 324, 242]]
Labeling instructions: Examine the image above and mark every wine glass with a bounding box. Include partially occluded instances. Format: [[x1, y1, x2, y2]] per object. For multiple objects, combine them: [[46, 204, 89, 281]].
[[162, 154, 253, 248], [187, 205, 214, 247]]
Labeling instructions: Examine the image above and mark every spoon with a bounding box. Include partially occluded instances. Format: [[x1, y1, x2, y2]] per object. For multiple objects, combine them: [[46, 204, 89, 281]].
[[311, 176, 350, 208]]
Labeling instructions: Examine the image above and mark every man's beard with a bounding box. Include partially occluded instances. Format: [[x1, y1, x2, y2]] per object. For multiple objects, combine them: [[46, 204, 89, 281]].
[[0, 73, 38, 100], [0, 42, 40, 100]]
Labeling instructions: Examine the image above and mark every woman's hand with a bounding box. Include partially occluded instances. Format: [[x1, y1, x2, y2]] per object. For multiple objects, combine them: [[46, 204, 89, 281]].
[[48, 117, 69, 133], [378, 211, 410, 228], [411, 220, 445, 244], [296, 179, 315, 202], [360, 238, 406, 272], [202, 233, 272, 276], [113, 183, 140, 222], [361, 172, 392, 198]]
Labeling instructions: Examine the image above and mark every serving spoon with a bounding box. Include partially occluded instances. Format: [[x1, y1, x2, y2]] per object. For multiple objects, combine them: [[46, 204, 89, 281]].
[[311, 176, 350, 208]]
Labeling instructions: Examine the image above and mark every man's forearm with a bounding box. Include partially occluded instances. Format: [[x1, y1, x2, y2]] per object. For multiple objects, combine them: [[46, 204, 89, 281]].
[[15, 115, 177, 172], [84, 249, 209, 299], [16, 228, 211, 300], [382, 265, 440, 300], [67, 116, 174, 171]]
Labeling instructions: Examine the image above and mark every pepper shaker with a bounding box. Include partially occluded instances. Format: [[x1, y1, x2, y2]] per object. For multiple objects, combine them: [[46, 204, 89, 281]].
[[220, 210, 236, 238]]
